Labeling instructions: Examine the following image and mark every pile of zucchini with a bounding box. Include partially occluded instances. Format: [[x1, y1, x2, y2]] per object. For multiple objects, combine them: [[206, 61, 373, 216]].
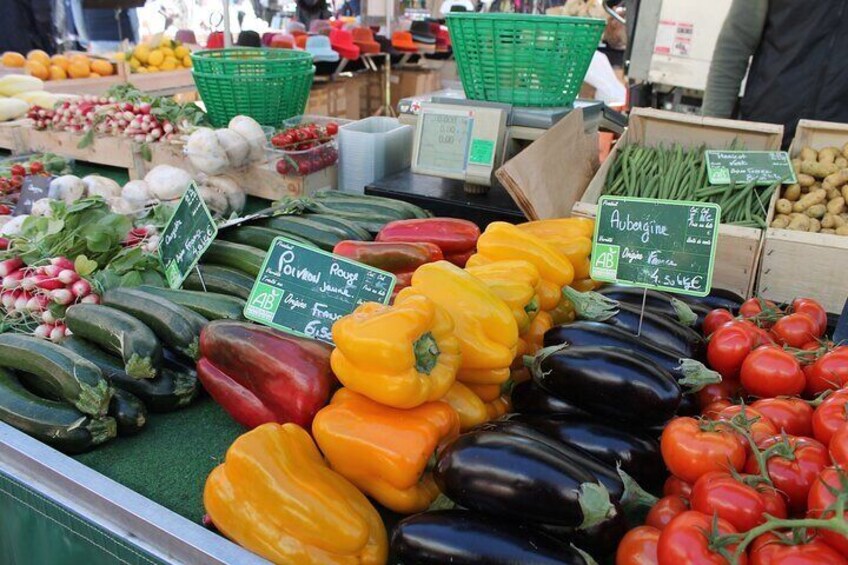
[[0, 286, 246, 453], [191, 191, 430, 300]]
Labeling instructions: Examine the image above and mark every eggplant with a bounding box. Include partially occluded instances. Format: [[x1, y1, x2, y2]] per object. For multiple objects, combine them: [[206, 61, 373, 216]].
[[510, 414, 664, 494], [677, 392, 700, 416], [530, 345, 681, 426], [678, 286, 744, 314], [563, 287, 705, 359], [542, 321, 720, 390], [477, 420, 624, 501], [539, 510, 628, 559], [597, 284, 710, 330], [434, 429, 612, 527], [510, 380, 590, 417], [391, 510, 589, 565]]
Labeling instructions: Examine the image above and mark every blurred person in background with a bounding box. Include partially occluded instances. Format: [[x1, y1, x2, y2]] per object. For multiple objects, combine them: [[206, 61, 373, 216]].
[[2, 0, 55, 54], [704, 0, 848, 147]]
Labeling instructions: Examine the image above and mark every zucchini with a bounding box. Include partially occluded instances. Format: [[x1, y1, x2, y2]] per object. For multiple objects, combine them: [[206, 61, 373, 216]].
[[65, 304, 162, 380], [61, 337, 199, 413], [0, 334, 111, 417], [0, 368, 116, 453], [220, 225, 317, 251], [253, 216, 347, 251], [103, 288, 207, 360], [299, 202, 396, 234], [183, 265, 254, 300], [109, 389, 147, 436], [301, 213, 374, 240], [201, 240, 266, 277], [314, 190, 429, 218], [135, 285, 245, 321]]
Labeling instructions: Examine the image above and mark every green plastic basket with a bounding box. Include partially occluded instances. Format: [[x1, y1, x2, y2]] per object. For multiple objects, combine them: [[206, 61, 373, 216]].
[[191, 48, 315, 126], [447, 13, 605, 107]]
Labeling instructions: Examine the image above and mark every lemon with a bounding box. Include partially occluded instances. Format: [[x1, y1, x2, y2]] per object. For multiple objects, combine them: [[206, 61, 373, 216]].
[[161, 58, 177, 71], [174, 46, 189, 59], [134, 45, 150, 64], [137, 66, 149, 73], [159, 37, 172, 48], [182, 55, 192, 68], [161, 47, 174, 58], [148, 49, 164, 67], [147, 65, 160, 73], [129, 57, 141, 70], [114, 52, 126, 61]]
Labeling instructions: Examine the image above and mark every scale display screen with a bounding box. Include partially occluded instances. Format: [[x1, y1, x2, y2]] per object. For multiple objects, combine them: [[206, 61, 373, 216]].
[[415, 112, 473, 175]]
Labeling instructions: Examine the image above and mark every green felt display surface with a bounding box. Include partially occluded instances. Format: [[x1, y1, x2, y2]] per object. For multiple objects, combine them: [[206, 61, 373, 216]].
[[74, 397, 245, 524]]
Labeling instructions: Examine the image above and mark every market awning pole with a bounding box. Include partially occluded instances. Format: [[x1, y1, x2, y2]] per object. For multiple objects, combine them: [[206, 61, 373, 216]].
[[223, 0, 232, 47]]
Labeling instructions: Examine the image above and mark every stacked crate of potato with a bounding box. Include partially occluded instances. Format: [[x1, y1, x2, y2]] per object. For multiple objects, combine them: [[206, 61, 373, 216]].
[[771, 145, 848, 235]]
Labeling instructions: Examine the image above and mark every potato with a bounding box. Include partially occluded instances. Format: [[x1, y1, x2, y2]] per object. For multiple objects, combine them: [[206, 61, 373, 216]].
[[771, 215, 791, 229], [797, 173, 816, 187], [821, 228, 837, 234], [801, 185, 811, 194], [800, 147, 818, 162], [827, 196, 846, 215], [793, 189, 827, 212], [836, 214, 848, 228], [822, 213, 838, 229], [819, 147, 841, 165], [788, 215, 811, 231], [836, 157, 847, 168], [809, 218, 822, 232], [843, 185, 848, 202], [837, 225, 848, 235], [826, 187, 841, 201], [805, 204, 827, 218], [801, 160, 840, 179], [792, 158, 802, 175], [776, 198, 793, 214], [823, 169, 848, 188], [783, 184, 801, 201]]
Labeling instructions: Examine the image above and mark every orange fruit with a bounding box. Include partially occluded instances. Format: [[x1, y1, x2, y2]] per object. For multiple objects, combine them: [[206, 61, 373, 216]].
[[26, 49, 50, 66], [1, 52, 25, 67], [50, 54, 70, 71], [67, 61, 90, 79], [69, 54, 90, 67], [49, 65, 67, 80], [90, 72, 101, 78], [90, 60, 114, 76], [25, 60, 49, 80]]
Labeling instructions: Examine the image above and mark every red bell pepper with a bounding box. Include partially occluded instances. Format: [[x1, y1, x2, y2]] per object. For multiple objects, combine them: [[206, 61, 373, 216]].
[[444, 249, 475, 268], [332, 241, 443, 274], [197, 321, 334, 428], [376, 218, 480, 255]]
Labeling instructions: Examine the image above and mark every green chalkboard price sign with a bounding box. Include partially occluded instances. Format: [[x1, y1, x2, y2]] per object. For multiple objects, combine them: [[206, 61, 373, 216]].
[[705, 150, 797, 185], [158, 183, 218, 289], [244, 237, 396, 344], [591, 196, 721, 297]]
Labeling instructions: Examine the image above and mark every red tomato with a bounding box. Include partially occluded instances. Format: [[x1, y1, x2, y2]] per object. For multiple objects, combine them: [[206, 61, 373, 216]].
[[325, 122, 339, 135], [703, 309, 735, 336], [770, 312, 819, 348], [616, 526, 660, 565], [749, 532, 848, 565], [708, 324, 755, 380], [661, 417, 747, 484], [740, 346, 806, 398], [646, 495, 689, 531], [9, 164, 25, 177], [0, 204, 10, 215], [805, 347, 848, 396], [663, 476, 693, 499], [740, 298, 780, 325], [807, 467, 848, 555], [28, 161, 44, 175], [657, 511, 745, 565], [715, 405, 779, 447], [751, 397, 814, 438], [689, 472, 773, 532], [755, 481, 788, 520], [811, 389, 848, 447], [792, 298, 828, 337], [702, 399, 733, 420], [697, 378, 742, 409], [745, 435, 829, 513], [829, 422, 848, 468]]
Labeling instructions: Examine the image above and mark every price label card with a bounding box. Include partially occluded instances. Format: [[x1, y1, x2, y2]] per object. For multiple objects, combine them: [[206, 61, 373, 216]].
[[244, 237, 396, 344], [705, 150, 797, 185], [158, 182, 218, 289], [591, 196, 721, 297], [14, 175, 52, 216]]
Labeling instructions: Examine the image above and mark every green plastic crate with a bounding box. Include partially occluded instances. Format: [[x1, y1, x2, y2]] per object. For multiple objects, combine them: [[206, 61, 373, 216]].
[[191, 48, 315, 127], [447, 13, 605, 107]]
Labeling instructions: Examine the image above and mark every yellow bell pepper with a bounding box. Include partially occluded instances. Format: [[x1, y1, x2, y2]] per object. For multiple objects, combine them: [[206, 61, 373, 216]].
[[313, 388, 459, 514], [441, 381, 489, 431], [465, 381, 502, 403], [485, 395, 511, 420], [476, 222, 575, 287], [204, 423, 387, 565], [518, 217, 595, 239], [465, 263, 539, 333], [456, 366, 510, 385], [464, 257, 560, 311], [397, 261, 518, 371], [571, 278, 604, 292], [518, 311, 554, 357], [330, 294, 460, 409]]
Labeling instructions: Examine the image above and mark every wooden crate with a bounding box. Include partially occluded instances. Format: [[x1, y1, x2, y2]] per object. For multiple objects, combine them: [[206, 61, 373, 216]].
[[118, 65, 196, 96], [758, 119, 848, 313], [0, 120, 27, 152], [239, 164, 337, 200], [573, 108, 783, 298]]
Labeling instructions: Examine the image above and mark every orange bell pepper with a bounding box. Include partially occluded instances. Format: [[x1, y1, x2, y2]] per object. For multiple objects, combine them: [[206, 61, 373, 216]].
[[464, 382, 502, 403], [441, 381, 489, 431], [485, 395, 511, 420], [519, 311, 554, 357], [312, 388, 460, 513], [204, 423, 387, 565]]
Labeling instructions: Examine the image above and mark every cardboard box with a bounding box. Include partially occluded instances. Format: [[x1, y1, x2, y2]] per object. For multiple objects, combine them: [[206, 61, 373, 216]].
[[574, 108, 783, 298], [390, 69, 442, 109], [758, 119, 848, 313], [307, 77, 362, 120]]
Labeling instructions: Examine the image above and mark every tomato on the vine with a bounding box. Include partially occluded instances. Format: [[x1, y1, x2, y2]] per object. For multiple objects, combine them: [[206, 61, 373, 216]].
[[807, 467, 848, 555], [740, 297, 780, 324], [616, 525, 659, 565], [715, 405, 778, 448], [663, 476, 693, 499], [740, 346, 806, 398], [28, 161, 44, 175], [792, 298, 828, 336], [770, 312, 819, 348], [750, 397, 814, 438], [811, 389, 848, 447], [689, 472, 776, 532], [745, 435, 829, 513], [697, 378, 742, 409], [805, 347, 848, 395], [749, 532, 848, 565], [661, 417, 747, 484], [657, 511, 745, 565], [702, 399, 733, 420], [708, 323, 755, 379], [646, 495, 689, 531], [703, 309, 735, 336], [828, 421, 848, 468]]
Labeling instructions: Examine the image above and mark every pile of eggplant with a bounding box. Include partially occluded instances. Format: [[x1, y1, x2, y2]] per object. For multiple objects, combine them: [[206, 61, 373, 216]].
[[390, 285, 744, 564]]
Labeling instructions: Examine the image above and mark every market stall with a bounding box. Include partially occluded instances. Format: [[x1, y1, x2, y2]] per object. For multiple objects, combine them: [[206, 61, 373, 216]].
[[0, 8, 847, 565]]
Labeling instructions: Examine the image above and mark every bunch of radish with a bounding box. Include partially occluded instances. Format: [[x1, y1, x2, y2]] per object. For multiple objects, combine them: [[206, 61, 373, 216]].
[[0, 255, 98, 342], [123, 225, 160, 253]]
